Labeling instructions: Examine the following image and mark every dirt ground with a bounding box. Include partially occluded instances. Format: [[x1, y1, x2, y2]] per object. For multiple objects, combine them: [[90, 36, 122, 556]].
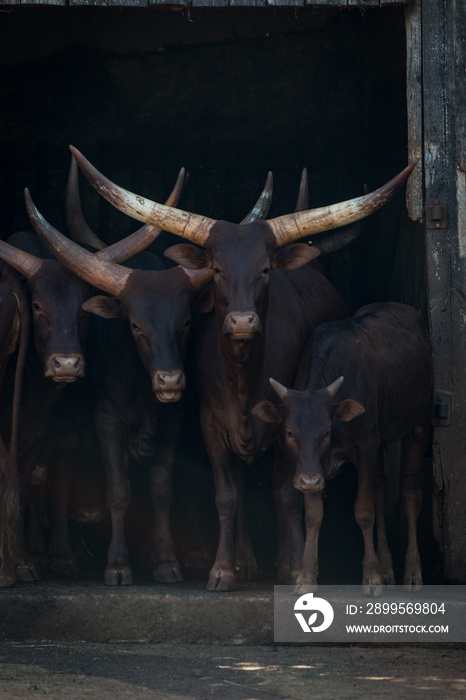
[[0, 641, 464, 700]]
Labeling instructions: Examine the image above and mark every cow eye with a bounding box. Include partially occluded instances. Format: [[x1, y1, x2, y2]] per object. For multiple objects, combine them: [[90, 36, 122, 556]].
[[286, 429, 294, 440], [258, 267, 270, 281], [32, 302, 40, 311], [131, 322, 140, 333], [185, 318, 192, 328]]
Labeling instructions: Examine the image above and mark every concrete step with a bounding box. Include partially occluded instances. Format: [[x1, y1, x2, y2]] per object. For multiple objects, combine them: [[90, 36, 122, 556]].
[[0, 579, 274, 644]]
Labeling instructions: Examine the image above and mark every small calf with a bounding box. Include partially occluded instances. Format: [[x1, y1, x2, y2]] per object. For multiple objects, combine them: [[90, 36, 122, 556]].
[[253, 302, 433, 596]]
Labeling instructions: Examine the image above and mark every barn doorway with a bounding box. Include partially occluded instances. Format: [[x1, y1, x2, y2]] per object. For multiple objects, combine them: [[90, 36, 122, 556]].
[[0, 5, 439, 585]]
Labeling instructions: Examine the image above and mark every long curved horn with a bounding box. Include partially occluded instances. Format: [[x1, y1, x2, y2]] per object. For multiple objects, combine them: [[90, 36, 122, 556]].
[[98, 167, 186, 263], [65, 154, 106, 250], [70, 146, 216, 247], [294, 168, 309, 212], [313, 219, 367, 256], [25, 189, 132, 297], [0, 239, 44, 280], [266, 163, 416, 246], [240, 172, 273, 224]]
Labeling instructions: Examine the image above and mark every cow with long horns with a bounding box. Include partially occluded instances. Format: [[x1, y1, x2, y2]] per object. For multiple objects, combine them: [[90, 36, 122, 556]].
[[53, 148, 414, 591], [0, 166, 187, 585], [26, 161, 277, 586]]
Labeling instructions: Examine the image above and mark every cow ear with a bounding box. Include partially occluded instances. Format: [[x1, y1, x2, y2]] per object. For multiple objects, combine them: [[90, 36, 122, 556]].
[[193, 286, 214, 314], [252, 401, 283, 423], [165, 244, 209, 270], [332, 399, 365, 422], [82, 295, 122, 319], [271, 243, 320, 271]]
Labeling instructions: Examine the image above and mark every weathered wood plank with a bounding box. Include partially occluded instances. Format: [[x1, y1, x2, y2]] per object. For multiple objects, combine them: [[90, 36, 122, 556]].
[[148, 0, 182, 5], [267, 0, 304, 6], [229, 0, 266, 6], [405, 0, 423, 222], [190, 0, 228, 6], [304, 1, 347, 6], [348, 0, 378, 7], [0, 0, 409, 4], [423, 0, 466, 583], [68, 0, 110, 5], [454, 0, 466, 172], [107, 0, 149, 6], [20, 0, 65, 4]]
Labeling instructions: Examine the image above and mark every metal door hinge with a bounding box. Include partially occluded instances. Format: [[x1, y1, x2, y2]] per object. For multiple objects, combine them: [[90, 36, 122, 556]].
[[432, 392, 451, 427], [426, 198, 447, 229]]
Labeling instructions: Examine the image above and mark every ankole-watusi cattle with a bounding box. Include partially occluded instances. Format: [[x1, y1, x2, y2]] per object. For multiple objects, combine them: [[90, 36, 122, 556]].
[[0, 167, 186, 586], [70, 146, 415, 591], [253, 302, 433, 596], [26, 189, 217, 585]]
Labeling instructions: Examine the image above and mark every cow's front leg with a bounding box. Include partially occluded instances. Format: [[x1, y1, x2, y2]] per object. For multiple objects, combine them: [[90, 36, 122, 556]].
[[355, 448, 382, 597], [202, 417, 237, 592], [295, 491, 323, 592], [97, 407, 132, 586], [48, 450, 78, 576], [233, 459, 258, 581], [401, 425, 427, 591], [374, 454, 395, 587], [273, 452, 304, 584], [150, 448, 182, 584]]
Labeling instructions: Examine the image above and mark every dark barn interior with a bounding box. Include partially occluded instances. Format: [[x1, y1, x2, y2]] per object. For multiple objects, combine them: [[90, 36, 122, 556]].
[[0, 5, 440, 586]]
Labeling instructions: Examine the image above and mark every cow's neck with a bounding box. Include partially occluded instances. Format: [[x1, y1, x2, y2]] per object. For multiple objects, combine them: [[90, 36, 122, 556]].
[[219, 333, 266, 454]]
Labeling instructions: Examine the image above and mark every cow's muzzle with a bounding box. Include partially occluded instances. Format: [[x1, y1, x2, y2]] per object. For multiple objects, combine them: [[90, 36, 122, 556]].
[[153, 370, 186, 403], [223, 311, 262, 340], [45, 354, 85, 382], [293, 473, 325, 494]]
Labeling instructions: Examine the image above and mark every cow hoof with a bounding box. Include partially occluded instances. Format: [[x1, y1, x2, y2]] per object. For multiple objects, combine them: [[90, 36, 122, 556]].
[[0, 573, 16, 588], [294, 572, 318, 594], [16, 562, 41, 582], [380, 571, 396, 587], [153, 564, 183, 583], [294, 582, 318, 595], [362, 580, 383, 597], [105, 567, 133, 586], [206, 569, 236, 592], [403, 574, 423, 592]]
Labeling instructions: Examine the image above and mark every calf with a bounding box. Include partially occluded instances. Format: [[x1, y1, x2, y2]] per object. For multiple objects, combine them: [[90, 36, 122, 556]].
[[253, 302, 433, 596]]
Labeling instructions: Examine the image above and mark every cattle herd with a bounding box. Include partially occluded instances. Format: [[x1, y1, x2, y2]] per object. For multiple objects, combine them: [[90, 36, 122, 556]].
[[0, 147, 432, 597]]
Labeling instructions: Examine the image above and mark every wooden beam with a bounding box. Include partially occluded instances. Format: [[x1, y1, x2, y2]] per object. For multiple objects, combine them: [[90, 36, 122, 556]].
[[422, 0, 466, 583], [405, 0, 423, 222]]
